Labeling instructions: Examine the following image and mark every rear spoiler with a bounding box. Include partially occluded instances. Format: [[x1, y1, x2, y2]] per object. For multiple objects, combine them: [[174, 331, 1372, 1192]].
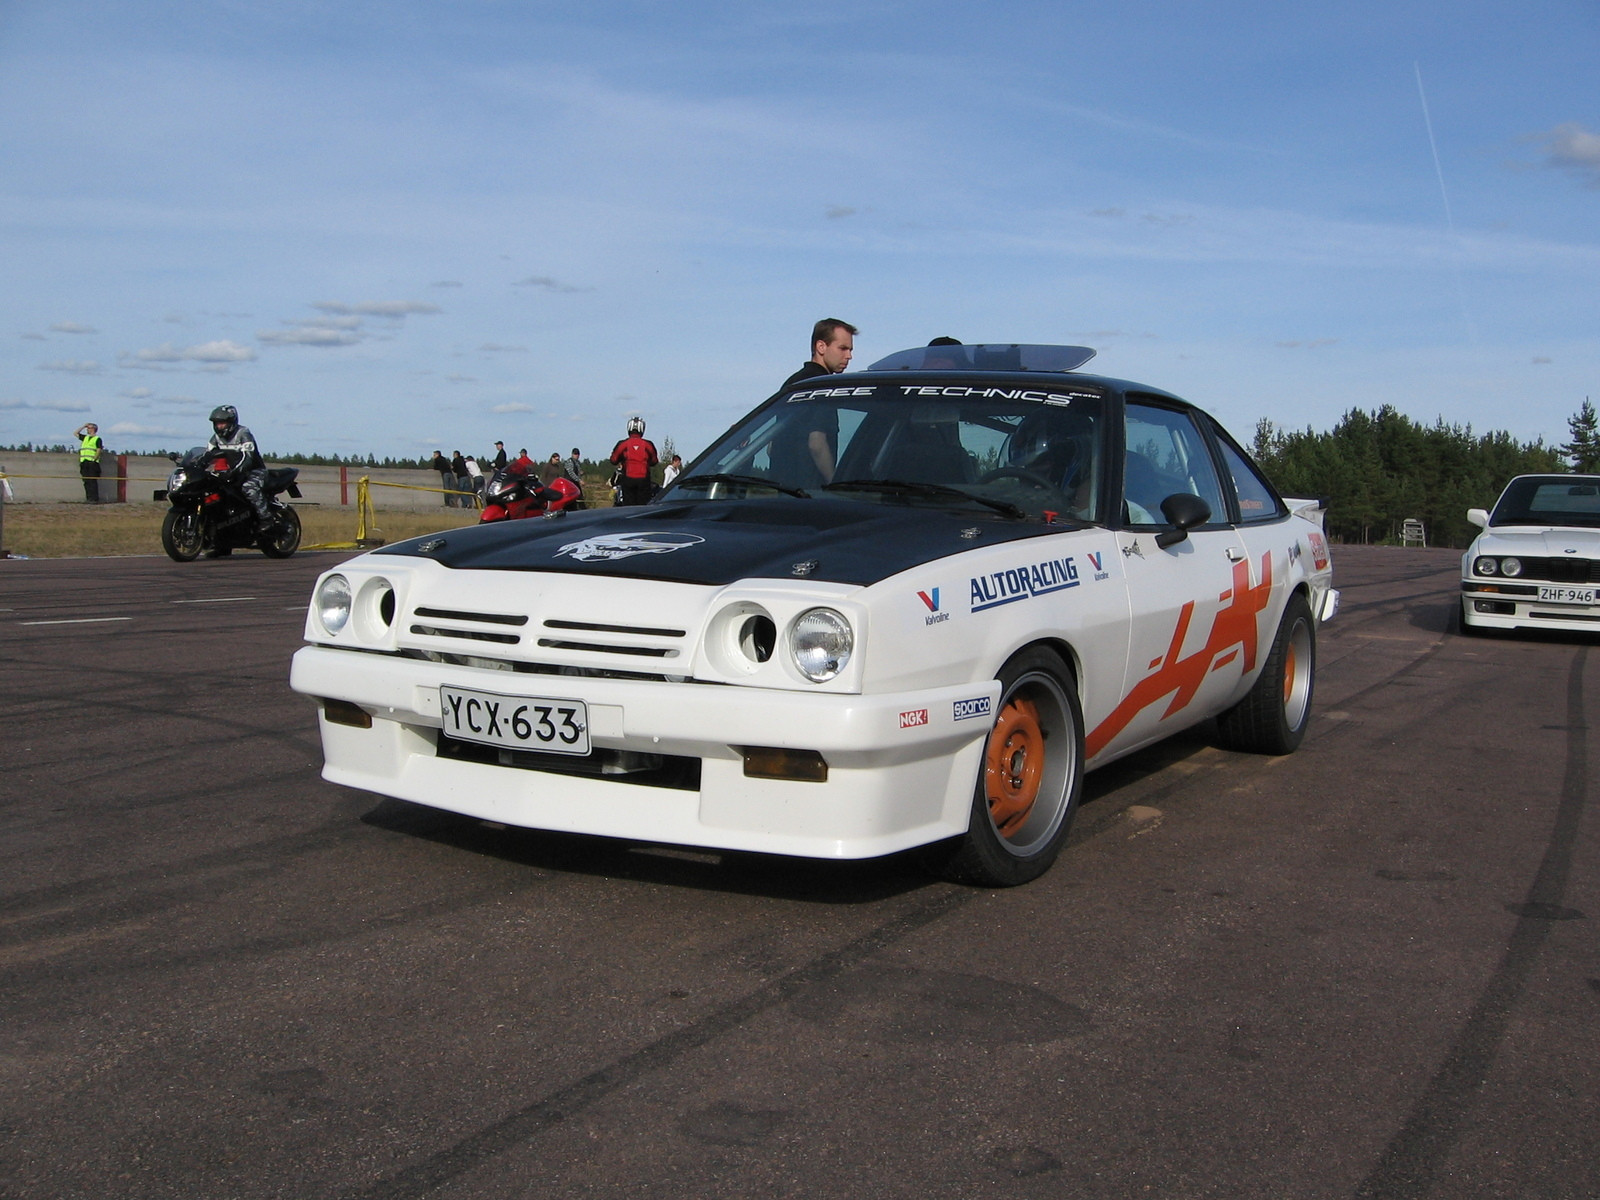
[[1284, 496, 1329, 531]]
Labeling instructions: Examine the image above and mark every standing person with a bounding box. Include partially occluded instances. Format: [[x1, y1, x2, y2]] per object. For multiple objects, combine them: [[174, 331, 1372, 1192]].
[[74, 422, 104, 503], [206, 405, 275, 530], [451, 452, 471, 507], [539, 453, 564, 486], [781, 317, 856, 389], [609, 417, 659, 507], [463, 454, 484, 500], [492, 441, 508, 470], [775, 318, 856, 486], [429, 451, 454, 506], [563, 447, 584, 486], [661, 454, 683, 488]]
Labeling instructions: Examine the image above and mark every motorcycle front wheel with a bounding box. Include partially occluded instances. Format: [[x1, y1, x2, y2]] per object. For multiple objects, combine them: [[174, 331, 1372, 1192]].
[[161, 508, 204, 562], [260, 505, 302, 558]]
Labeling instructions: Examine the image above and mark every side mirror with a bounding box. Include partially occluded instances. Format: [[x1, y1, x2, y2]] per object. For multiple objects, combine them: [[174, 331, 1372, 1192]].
[[1155, 492, 1212, 549], [1466, 508, 1489, 530], [168, 452, 181, 463]]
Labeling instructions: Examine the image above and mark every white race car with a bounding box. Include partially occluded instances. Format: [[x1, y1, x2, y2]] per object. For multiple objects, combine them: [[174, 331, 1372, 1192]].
[[1461, 473, 1600, 635], [290, 344, 1339, 885]]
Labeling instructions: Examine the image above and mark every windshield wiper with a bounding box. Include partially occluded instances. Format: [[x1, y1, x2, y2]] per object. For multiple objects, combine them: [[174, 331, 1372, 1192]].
[[676, 473, 811, 499], [824, 478, 1028, 520]]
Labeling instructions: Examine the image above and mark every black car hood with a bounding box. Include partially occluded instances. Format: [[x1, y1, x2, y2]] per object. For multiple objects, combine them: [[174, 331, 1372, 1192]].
[[375, 498, 1076, 587]]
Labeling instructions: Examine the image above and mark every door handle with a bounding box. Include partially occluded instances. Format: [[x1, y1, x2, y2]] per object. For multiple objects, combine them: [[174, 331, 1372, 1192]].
[[1225, 547, 1244, 562]]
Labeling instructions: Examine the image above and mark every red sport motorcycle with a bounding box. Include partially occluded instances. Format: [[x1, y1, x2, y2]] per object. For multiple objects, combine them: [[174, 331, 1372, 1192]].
[[478, 468, 583, 523]]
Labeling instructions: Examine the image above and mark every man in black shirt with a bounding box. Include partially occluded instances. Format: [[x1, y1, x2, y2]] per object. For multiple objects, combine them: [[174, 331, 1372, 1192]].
[[776, 318, 857, 486]]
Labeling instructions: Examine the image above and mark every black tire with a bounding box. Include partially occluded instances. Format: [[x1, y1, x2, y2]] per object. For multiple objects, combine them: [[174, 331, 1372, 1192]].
[[927, 646, 1084, 887], [1214, 593, 1314, 755], [161, 508, 204, 562], [260, 506, 302, 559]]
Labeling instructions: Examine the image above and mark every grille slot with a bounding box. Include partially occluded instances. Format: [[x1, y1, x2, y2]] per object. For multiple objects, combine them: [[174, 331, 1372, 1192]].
[[543, 618, 686, 637], [410, 624, 521, 645], [536, 617, 687, 660], [536, 638, 677, 658], [414, 606, 529, 626]]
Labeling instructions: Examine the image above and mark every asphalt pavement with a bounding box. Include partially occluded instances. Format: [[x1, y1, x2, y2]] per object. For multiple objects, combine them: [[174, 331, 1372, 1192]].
[[1, 545, 1595, 1199]]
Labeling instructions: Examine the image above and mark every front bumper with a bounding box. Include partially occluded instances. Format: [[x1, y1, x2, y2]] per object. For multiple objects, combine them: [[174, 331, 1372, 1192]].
[[290, 645, 999, 859], [1460, 583, 1600, 633]]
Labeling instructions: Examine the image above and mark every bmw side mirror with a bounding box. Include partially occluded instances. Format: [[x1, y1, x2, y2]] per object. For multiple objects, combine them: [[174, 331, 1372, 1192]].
[[1155, 492, 1211, 549]]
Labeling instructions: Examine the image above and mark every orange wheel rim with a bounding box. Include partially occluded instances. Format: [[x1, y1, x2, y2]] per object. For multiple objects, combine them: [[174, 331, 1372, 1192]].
[[1282, 642, 1297, 705], [984, 693, 1044, 838]]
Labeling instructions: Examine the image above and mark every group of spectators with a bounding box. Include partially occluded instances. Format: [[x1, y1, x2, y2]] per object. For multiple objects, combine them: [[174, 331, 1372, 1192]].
[[428, 444, 589, 507]]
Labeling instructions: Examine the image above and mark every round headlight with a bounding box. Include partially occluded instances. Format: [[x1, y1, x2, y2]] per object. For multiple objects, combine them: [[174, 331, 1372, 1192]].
[[1475, 557, 1497, 576], [316, 574, 353, 635], [166, 468, 185, 491], [1500, 557, 1523, 578], [790, 608, 853, 683]]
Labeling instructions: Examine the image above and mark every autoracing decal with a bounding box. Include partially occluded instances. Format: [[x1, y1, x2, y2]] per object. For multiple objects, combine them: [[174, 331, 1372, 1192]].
[[969, 555, 1081, 612], [1085, 552, 1275, 759]]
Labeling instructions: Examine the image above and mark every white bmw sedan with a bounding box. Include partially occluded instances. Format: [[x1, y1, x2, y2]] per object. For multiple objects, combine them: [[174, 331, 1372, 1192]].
[[1461, 473, 1600, 636]]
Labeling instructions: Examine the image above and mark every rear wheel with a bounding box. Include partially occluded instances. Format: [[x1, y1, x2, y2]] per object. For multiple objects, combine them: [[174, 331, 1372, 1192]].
[[1214, 594, 1314, 754], [260, 506, 302, 558], [161, 509, 204, 562], [928, 646, 1084, 887]]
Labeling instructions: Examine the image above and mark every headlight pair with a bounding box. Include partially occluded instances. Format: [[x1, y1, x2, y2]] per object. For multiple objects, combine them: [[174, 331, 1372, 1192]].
[[1474, 556, 1523, 578], [313, 574, 397, 641], [709, 603, 854, 683]]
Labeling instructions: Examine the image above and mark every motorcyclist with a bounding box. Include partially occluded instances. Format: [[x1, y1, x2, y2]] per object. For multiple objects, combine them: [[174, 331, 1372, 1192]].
[[609, 417, 659, 507], [206, 404, 275, 529]]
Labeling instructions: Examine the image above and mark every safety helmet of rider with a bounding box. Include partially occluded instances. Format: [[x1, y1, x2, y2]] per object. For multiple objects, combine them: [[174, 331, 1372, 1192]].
[[210, 404, 240, 438], [1007, 408, 1091, 487], [626, 416, 646, 437]]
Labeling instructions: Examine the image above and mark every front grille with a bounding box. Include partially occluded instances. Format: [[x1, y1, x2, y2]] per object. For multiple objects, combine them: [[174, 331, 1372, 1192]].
[[408, 605, 529, 645], [535, 617, 687, 660], [1508, 557, 1600, 584]]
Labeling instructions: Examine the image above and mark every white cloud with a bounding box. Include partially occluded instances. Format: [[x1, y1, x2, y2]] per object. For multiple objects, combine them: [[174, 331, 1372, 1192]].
[[121, 340, 257, 366], [122, 387, 155, 398], [50, 321, 98, 334], [107, 421, 187, 436], [1537, 122, 1600, 185], [37, 360, 103, 374], [490, 402, 536, 413], [479, 343, 528, 353], [0, 398, 92, 412], [513, 276, 588, 293], [258, 327, 363, 347], [313, 300, 441, 318]]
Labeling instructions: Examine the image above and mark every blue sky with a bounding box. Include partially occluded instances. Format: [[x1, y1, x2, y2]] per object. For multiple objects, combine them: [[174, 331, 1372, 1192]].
[[2, 1, 1596, 464]]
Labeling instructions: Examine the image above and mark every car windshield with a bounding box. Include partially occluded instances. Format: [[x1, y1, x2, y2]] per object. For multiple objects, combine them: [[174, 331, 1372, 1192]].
[[671, 379, 1107, 522], [1489, 476, 1600, 528]]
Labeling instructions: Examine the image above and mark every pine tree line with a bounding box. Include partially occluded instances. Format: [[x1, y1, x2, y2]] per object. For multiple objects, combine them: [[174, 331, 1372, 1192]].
[[1251, 400, 1598, 548]]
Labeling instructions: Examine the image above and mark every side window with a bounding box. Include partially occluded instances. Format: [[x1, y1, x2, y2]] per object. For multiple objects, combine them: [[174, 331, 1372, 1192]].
[[1123, 401, 1227, 526], [1212, 431, 1284, 523]]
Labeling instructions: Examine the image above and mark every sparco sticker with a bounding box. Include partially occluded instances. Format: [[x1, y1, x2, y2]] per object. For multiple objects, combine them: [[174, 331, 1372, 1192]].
[[555, 532, 706, 562], [952, 697, 992, 722], [970, 554, 1080, 612]]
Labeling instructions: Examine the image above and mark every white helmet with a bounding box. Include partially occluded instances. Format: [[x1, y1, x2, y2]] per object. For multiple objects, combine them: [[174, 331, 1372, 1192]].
[[627, 416, 646, 436]]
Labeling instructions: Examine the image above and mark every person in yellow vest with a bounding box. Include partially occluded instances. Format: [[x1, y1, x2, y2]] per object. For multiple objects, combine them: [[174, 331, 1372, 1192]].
[[75, 422, 104, 503]]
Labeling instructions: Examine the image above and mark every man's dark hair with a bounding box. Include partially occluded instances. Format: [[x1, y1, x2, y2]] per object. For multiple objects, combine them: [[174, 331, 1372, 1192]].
[[811, 318, 858, 351]]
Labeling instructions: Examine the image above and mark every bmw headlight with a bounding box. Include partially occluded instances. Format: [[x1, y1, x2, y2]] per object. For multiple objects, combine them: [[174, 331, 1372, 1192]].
[[1500, 557, 1523, 578], [790, 608, 853, 683], [316, 574, 353, 635], [1475, 556, 1498, 576]]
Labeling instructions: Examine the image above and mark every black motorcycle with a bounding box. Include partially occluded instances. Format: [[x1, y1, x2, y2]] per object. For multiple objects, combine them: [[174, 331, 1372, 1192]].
[[155, 446, 303, 562]]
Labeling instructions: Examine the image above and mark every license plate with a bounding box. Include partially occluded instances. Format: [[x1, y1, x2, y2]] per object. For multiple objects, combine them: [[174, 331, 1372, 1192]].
[[440, 686, 590, 755], [1538, 586, 1596, 604]]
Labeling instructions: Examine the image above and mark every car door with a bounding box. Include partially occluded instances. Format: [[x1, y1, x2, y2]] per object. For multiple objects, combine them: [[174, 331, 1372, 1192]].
[[1086, 399, 1259, 762]]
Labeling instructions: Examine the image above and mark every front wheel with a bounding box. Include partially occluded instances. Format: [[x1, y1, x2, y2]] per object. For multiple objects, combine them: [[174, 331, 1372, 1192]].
[[927, 646, 1084, 887], [259, 506, 302, 558], [1214, 593, 1314, 754], [161, 508, 204, 562]]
